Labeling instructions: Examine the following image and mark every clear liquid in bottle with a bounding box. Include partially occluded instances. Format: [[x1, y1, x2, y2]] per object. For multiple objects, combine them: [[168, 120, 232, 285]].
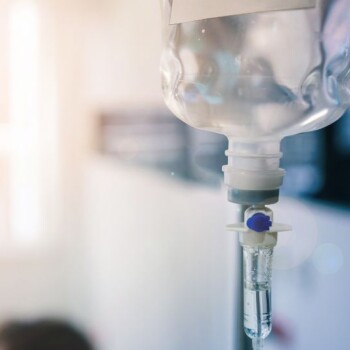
[[161, 0, 350, 139]]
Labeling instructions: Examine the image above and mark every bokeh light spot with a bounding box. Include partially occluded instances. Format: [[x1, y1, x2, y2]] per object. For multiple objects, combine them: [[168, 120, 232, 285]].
[[312, 243, 344, 274]]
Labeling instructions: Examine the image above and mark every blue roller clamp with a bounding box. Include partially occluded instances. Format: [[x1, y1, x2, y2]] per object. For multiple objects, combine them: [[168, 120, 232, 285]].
[[247, 213, 272, 233]]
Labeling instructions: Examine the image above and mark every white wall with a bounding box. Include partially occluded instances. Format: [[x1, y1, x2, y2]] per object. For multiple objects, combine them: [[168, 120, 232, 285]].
[[82, 158, 237, 350], [82, 0, 163, 109]]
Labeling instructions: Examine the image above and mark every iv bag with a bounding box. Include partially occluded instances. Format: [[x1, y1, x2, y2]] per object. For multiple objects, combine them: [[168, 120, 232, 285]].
[[160, 0, 350, 141]]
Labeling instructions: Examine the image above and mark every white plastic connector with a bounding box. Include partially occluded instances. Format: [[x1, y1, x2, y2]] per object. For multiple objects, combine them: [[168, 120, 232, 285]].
[[223, 140, 285, 191], [226, 206, 292, 247]]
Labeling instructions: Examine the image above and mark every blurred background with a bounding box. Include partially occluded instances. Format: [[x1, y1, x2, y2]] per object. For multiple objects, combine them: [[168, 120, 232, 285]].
[[0, 0, 349, 349]]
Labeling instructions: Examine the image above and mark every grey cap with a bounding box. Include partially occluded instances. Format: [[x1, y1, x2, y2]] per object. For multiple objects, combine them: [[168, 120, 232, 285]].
[[228, 188, 279, 205]]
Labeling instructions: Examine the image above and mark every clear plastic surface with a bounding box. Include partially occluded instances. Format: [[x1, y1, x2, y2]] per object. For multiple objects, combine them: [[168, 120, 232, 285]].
[[253, 337, 264, 350], [243, 246, 273, 341], [160, 0, 350, 141]]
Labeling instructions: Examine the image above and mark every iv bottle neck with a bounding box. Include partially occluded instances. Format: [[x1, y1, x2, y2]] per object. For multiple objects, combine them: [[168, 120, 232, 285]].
[[223, 139, 285, 205]]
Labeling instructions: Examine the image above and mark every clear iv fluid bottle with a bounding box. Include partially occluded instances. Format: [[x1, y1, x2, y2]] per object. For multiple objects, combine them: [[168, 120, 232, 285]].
[[161, 0, 350, 200], [160, 0, 350, 141]]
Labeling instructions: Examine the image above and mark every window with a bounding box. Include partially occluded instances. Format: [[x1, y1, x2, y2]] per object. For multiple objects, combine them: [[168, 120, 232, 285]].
[[0, 0, 58, 251]]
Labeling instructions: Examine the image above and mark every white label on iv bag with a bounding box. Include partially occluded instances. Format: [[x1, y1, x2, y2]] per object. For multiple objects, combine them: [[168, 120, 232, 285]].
[[170, 0, 316, 24]]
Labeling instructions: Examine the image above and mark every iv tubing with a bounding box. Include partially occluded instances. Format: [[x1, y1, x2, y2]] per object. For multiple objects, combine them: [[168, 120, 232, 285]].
[[252, 337, 263, 350]]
